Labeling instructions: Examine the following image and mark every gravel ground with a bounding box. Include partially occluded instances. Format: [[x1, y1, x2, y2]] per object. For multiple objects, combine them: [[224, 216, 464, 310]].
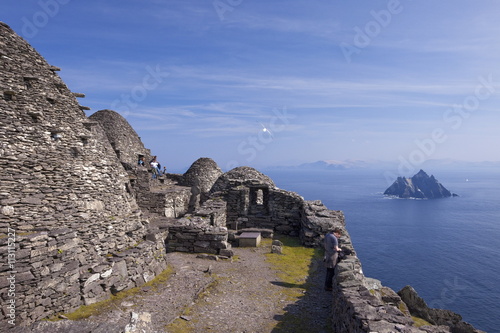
[[19, 241, 333, 333]]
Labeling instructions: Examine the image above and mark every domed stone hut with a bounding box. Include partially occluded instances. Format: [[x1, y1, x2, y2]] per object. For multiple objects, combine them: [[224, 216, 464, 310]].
[[209, 167, 304, 233], [210, 166, 276, 193], [89, 109, 151, 169], [182, 157, 223, 211]]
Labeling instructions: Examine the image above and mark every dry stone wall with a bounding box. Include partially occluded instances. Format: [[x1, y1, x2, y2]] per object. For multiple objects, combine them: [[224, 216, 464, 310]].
[[166, 198, 229, 254], [211, 167, 307, 235], [302, 202, 482, 332], [300, 200, 345, 247], [136, 186, 191, 218], [268, 189, 303, 235], [302, 202, 422, 332]]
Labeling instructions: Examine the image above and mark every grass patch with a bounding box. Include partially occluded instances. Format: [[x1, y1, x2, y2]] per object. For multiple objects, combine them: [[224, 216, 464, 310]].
[[265, 236, 322, 299], [265, 236, 326, 332], [163, 315, 195, 333], [412, 316, 433, 327], [53, 265, 175, 321]]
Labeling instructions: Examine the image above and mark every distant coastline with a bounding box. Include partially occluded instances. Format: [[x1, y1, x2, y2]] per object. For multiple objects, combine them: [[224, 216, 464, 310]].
[[262, 158, 500, 174]]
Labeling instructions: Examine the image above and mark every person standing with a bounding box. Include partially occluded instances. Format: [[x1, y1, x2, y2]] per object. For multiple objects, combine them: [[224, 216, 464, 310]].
[[324, 227, 342, 291], [149, 156, 159, 179]]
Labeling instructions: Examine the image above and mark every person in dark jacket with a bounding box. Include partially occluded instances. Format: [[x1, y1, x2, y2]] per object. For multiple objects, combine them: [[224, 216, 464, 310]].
[[324, 227, 342, 291]]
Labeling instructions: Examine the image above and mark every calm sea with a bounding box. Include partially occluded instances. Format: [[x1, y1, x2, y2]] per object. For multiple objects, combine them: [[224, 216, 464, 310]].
[[264, 167, 500, 333]]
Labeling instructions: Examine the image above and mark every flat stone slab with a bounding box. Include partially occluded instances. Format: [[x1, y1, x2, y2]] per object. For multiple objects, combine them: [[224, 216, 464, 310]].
[[238, 232, 261, 247]]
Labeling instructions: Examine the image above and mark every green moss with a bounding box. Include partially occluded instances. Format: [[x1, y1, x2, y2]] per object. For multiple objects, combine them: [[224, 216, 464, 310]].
[[0, 232, 37, 239], [52, 266, 174, 321], [412, 316, 433, 327], [163, 316, 194, 333], [265, 236, 321, 299], [265, 236, 327, 332]]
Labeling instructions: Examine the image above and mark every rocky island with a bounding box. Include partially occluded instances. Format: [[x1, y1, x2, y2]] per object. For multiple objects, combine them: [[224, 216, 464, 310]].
[[384, 170, 457, 199]]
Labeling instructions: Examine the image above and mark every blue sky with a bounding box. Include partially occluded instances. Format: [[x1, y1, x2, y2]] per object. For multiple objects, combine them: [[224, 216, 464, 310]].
[[3, 0, 500, 172]]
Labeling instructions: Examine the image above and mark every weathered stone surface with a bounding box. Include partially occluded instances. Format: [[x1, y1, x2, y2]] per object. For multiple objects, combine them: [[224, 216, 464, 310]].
[[124, 312, 154, 333], [182, 157, 223, 206], [271, 245, 283, 254], [210, 166, 276, 193], [0, 22, 167, 327], [89, 109, 151, 169]]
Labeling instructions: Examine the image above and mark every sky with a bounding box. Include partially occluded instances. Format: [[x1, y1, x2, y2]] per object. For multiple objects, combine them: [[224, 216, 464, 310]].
[[3, 0, 500, 173]]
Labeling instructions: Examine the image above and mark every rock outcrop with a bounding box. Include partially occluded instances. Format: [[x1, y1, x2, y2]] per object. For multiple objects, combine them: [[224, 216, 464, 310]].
[[384, 170, 455, 199], [398, 286, 485, 333]]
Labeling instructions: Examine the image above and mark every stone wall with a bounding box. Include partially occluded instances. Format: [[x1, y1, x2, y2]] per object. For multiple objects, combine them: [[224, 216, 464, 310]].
[[126, 162, 192, 219], [166, 222, 230, 255], [0, 214, 168, 328], [192, 198, 227, 228], [300, 201, 418, 332], [300, 201, 482, 332], [136, 186, 191, 218], [166, 198, 230, 254], [300, 200, 345, 247], [269, 189, 304, 235], [212, 167, 307, 235]]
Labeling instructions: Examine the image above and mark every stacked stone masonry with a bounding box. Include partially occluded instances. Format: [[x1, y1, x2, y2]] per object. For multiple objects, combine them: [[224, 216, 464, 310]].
[[88, 110, 151, 169], [166, 198, 229, 254]]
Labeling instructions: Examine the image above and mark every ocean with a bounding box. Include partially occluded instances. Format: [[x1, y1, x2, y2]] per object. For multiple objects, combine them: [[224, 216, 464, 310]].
[[264, 167, 500, 333]]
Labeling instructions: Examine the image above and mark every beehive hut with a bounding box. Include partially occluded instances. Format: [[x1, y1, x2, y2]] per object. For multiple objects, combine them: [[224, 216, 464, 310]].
[[0, 22, 167, 327], [89, 109, 151, 169], [209, 167, 304, 234], [182, 157, 223, 210]]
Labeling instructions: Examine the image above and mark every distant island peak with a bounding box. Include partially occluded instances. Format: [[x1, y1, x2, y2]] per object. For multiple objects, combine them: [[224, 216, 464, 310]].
[[384, 169, 458, 199]]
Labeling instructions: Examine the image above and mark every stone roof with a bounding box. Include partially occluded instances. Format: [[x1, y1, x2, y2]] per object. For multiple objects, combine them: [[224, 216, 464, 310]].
[[0, 22, 137, 221], [89, 109, 150, 167], [210, 166, 276, 193], [183, 157, 223, 195]]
